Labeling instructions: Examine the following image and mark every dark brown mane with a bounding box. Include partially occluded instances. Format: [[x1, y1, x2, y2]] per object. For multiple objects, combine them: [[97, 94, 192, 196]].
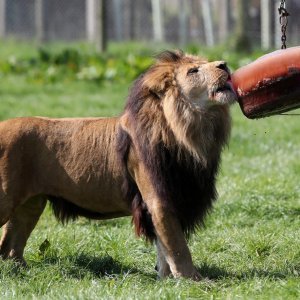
[[155, 50, 184, 63], [117, 51, 230, 242]]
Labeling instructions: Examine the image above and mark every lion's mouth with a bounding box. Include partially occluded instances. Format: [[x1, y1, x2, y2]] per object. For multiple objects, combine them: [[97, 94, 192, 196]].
[[215, 83, 233, 94], [211, 80, 237, 104]]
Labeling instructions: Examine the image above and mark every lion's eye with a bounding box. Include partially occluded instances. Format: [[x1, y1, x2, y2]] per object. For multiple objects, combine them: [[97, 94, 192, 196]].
[[187, 68, 199, 75]]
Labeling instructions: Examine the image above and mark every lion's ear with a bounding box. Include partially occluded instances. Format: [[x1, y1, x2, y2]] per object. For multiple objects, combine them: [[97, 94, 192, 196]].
[[143, 65, 175, 98]]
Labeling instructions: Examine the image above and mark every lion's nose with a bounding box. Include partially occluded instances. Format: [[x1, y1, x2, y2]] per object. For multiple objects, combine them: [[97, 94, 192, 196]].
[[216, 61, 228, 72]]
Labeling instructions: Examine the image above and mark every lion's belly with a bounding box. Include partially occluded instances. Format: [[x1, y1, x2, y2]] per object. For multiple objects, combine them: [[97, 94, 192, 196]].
[[47, 170, 129, 215]]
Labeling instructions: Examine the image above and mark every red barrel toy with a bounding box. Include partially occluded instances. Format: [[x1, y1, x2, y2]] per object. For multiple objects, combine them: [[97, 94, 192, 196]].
[[231, 46, 300, 119]]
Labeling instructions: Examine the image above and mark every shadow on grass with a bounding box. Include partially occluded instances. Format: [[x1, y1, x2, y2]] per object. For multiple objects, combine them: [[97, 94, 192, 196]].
[[1, 255, 296, 282], [196, 263, 296, 281], [73, 254, 141, 277], [39, 253, 156, 280], [196, 263, 233, 280]]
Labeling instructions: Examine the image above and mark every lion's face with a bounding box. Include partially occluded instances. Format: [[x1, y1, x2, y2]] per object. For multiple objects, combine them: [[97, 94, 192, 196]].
[[175, 58, 237, 109]]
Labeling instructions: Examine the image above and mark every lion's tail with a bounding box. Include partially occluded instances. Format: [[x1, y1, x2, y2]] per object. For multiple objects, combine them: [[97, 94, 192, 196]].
[[131, 192, 156, 242]]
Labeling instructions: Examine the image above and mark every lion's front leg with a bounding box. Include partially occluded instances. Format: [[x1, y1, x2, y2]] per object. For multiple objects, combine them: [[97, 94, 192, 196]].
[[133, 164, 200, 281], [151, 206, 200, 280]]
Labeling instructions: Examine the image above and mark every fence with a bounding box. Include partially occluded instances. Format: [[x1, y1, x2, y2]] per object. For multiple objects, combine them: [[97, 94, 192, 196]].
[[0, 0, 299, 49]]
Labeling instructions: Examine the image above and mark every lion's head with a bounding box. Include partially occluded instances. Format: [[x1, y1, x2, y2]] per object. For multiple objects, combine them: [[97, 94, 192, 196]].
[[122, 50, 235, 163], [143, 50, 236, 109]]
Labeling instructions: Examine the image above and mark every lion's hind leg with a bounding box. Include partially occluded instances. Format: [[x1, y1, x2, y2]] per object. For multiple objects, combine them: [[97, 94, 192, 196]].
[[0, 204, 13, 228], [0, 196, 46, 264], [155, 238, 171, 278]]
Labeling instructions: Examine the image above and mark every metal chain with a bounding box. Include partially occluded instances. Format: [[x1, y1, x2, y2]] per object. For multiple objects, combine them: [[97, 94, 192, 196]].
[[278, 0, 289, 49], [277, 1, 298, 117]]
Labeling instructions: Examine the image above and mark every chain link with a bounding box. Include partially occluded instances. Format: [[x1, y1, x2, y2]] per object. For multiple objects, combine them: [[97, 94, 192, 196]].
[[278, 0, 289, 49], [277, 1, 299, 117]]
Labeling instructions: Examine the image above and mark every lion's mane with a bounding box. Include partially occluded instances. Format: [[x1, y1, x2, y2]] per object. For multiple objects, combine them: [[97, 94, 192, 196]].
[[118, 51, 231, 241]]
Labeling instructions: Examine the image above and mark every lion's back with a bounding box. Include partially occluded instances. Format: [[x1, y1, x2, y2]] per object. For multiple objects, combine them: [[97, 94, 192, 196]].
[[0, 117, 126, 208]]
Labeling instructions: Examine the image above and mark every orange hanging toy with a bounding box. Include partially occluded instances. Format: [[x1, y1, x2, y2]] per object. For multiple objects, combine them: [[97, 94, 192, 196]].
[[231, 0, 300, 119], [232, 47, 300, 119]]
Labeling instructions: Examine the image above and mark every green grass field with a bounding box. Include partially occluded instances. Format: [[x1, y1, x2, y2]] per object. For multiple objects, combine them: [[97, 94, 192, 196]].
[[0, 42, 299, 299]]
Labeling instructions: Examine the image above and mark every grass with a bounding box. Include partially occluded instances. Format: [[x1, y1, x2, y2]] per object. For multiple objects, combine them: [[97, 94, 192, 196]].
[[0, 75, 128, 118], [0, 42, 299, 299]]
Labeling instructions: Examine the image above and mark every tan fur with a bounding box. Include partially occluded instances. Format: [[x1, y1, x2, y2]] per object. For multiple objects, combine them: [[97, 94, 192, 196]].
[[0, 51, 236, 280]]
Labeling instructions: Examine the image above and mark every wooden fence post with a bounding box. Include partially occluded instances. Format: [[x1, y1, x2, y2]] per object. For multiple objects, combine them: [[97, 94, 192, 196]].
[[219, 0, 230, 43], [151, 0, 164, 42], [0, 0, 6, 39], [274, 0, 282, 49], [97, 0, 107, 52], [201, 0, 215, 47], [35, 0, 44, 43], [179, 0, 188, 46], [234, 0, 251, 52], [86, 0, 107, 52], [129, 0, 136, 40], [86, 0, 96, 42], [261, 0, 271, 49], [113, 0, 122, 41]]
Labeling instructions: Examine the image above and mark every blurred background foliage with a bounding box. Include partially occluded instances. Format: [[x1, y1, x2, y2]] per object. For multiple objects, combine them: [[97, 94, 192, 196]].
[[0, 40, 267, 85], [1, 0, 298, 85]]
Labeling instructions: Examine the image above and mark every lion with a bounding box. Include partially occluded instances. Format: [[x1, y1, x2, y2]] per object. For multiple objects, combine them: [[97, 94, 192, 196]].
[[0, 50, 236, 280]]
